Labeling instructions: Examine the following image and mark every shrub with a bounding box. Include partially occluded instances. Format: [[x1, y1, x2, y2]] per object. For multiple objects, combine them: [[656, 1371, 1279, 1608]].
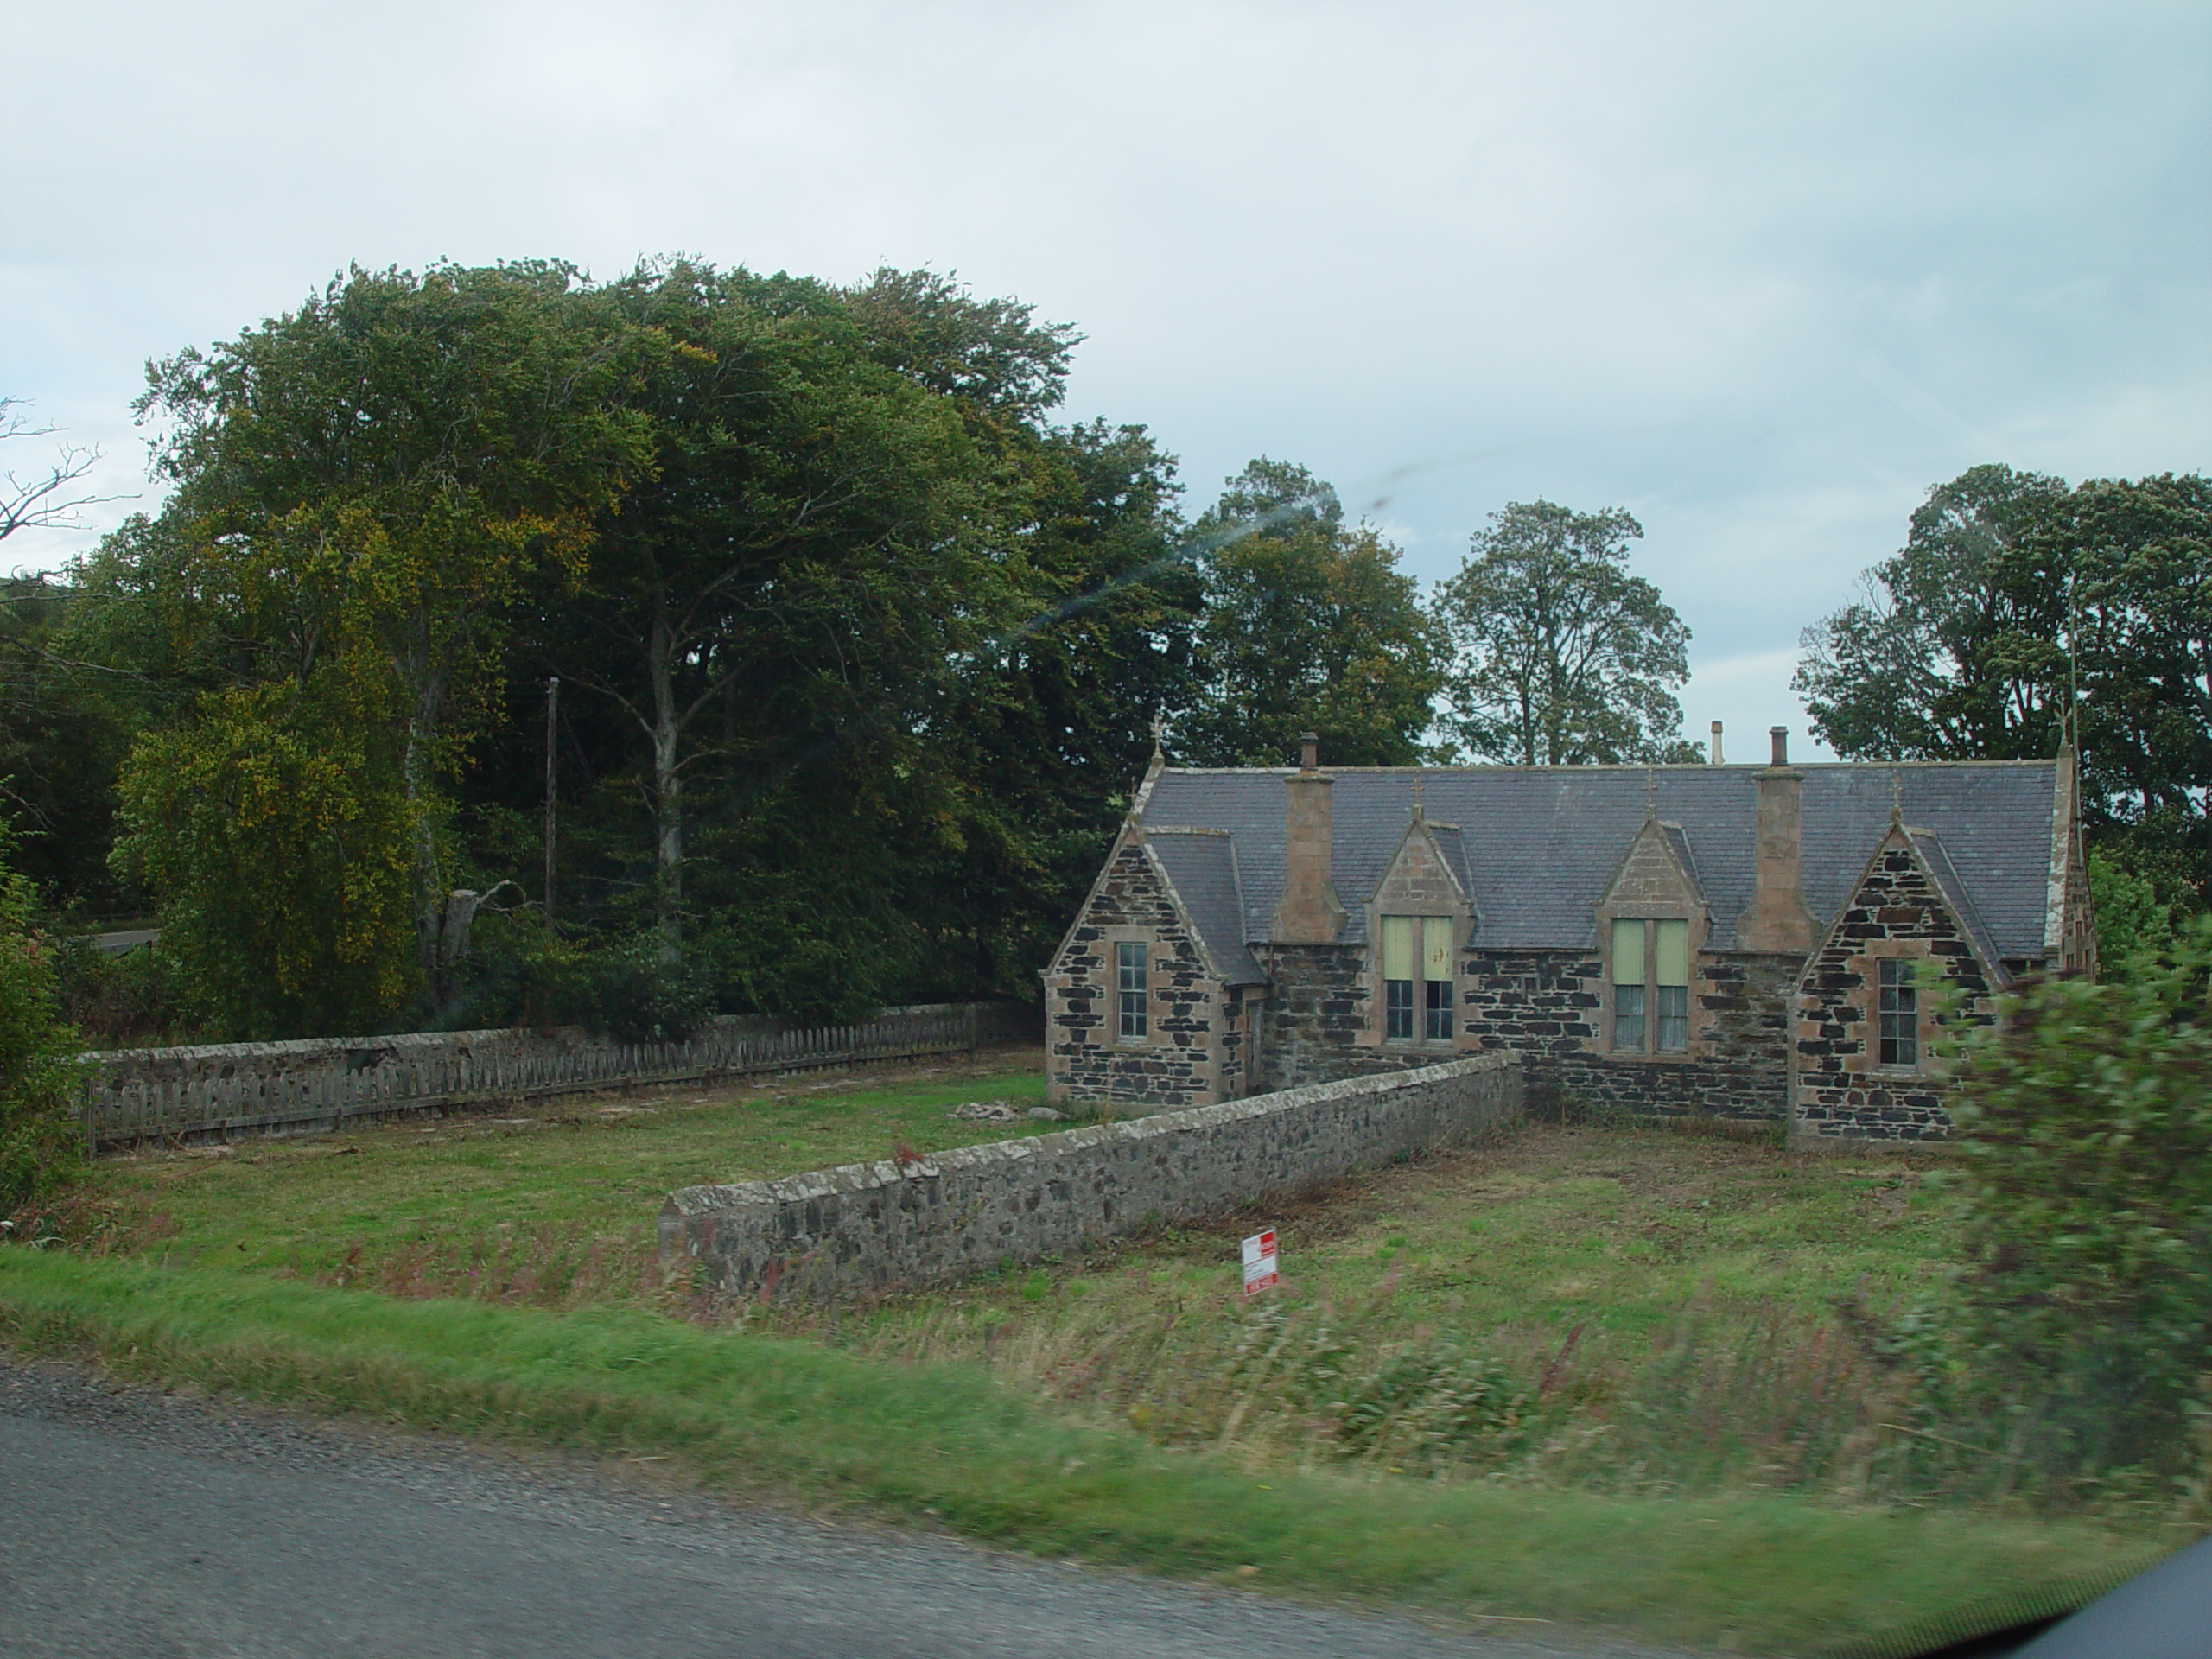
[[48, 936, 192, 1049], [0, 836, 81, 1213], [1948, 918, 2212, 1483], [451, 912, 712, 1042]]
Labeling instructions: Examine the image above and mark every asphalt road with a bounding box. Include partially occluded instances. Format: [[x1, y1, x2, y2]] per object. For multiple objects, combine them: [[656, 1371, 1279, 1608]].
[[0, 1354, 1689, 1659]]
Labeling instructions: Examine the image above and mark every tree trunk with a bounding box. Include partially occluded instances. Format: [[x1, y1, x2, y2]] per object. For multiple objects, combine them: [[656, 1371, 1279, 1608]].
[[648, 604, 683, 964], [402, 718, 447, 1006]]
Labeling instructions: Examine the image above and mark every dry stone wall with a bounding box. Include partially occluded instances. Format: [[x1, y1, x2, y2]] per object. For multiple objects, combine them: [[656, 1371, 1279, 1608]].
[[79, 1001, 1034, 1147], [662, 1052, 1522, 1301]]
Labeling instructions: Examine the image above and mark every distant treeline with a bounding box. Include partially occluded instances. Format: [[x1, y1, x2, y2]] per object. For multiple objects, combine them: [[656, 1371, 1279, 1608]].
[[0, 260, 1457, 1043], [3, 261, 2208, 1043]]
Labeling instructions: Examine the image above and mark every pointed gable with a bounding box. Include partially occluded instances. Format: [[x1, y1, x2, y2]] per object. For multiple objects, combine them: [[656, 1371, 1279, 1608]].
[[1597, 817, 1706, 921], [1368, 807, 1472, 918]]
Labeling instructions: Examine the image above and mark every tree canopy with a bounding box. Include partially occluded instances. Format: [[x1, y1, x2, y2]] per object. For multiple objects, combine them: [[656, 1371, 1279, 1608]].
[[1797, 465, 2212, 895], [1436, 499, 1697, 765], [1175, 459, 1443, 767]]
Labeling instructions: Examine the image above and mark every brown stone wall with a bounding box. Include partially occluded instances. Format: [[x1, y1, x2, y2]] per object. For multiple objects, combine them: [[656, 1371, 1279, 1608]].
[[1790, 842, 1997, 1144], [1459, 949, 1793, 1122], [1045, 840, 1224, 1109]]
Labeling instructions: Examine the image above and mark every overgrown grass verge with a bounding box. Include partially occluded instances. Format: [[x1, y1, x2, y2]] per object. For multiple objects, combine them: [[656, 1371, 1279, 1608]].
[[0, 1248, 2164, 1656]]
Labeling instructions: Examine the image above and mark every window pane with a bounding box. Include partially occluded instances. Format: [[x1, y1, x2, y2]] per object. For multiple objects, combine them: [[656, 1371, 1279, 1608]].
[[1116, 941, 1147, 992], [1611, 918, 1645, 985], [1382, 915, 1414, 982], [1614, 983, 1645, 1050], [1385, 978, 1414, 1039], [1116, 941, 1147, 1039], [1878, 961, 1918, 1065], [1424, 976, 1452, 1040], [1655, 919, 1688, 987], [1656, 985, 1688, 1052], [1422, 916, 1452, 982]]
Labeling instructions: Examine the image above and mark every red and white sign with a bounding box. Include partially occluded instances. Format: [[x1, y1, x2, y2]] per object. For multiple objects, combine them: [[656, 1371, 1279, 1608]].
[[1241, 1229, 1279, 1296]]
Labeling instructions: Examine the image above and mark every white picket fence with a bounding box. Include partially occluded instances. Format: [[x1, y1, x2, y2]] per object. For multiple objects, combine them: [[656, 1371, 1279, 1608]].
[[79, 1001, 1032, 1150]]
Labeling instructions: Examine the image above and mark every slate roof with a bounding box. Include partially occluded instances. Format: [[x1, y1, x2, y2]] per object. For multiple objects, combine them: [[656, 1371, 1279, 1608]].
[[1136, 762, 2059, 966], [1910, 830, 2013, 987], [1144, 828, 1267, 984]]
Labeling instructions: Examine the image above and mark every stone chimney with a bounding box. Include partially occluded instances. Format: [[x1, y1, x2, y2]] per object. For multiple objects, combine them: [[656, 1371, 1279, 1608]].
[[1736, 726, 1818, 952], [1709, 721, 1723, 765], [1271, 732, 1347, 944]]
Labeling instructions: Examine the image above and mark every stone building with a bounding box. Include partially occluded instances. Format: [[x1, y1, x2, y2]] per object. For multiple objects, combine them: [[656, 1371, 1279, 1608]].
[[1042, 730, 2093, 1143]]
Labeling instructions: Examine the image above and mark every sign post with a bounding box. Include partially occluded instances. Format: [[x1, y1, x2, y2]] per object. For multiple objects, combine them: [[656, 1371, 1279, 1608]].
[[1240, 1229, 1279, 1297]]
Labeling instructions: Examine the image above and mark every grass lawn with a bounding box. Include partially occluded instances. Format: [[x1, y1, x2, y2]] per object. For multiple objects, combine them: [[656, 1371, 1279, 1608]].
[[48, 1046, 1053, 1295], [7, 1055, 2189, 1653], [726, 1119, 1971, 1501]]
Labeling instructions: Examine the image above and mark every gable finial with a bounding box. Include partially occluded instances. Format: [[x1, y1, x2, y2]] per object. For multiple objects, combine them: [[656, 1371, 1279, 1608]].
[[1148, 711, 1166, 761], [1889, 766, 1904, 828]]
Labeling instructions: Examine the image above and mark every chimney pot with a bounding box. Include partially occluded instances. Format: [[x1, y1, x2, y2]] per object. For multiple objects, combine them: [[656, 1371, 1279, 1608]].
[[1709, 721, 1723, 765], [1769, 726, 1788, 766], [1298, 732, 1319, 772]]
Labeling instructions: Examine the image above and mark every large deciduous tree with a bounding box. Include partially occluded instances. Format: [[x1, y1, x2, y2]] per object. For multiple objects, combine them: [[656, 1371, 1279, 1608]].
[[553, 261, 1056, 963], [121, 263, 654, 1018], [1176, 459, 1442, 767], [1436, 499, 1695, 765], [921, 417, 1198, 996], [1794, 465, 2075, 764], [1797, 467, 2212, 894]]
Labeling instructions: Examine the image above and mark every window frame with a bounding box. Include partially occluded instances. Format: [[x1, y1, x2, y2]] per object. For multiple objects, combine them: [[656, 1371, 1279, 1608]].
[[1876, 957, 1920, 1070], [1601, 912, 1700, 1059], [1114, 938, 1148, 1041], [1376, 912, 1459, 1047]]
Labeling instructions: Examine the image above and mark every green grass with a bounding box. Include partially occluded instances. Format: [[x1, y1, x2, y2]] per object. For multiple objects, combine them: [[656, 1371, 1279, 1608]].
[[50, 1051, 1052, 1291], [721, 1122, 1974, 1499], [11, 1066, 2191, 1649], [0, 1248, 2166, 1656]]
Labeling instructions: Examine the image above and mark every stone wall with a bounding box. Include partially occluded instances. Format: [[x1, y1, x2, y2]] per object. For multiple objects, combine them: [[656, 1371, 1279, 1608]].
[[1255, 943, 1431, 1090], [1791, 837, 1996, 1145], [1045, 840, 1224, 1108], [1258, 942, 1798, 1120], [1460, 948, 1796, 1122], [662, 1052, 1522, 1301], [79, 1001, 1034, 1147]]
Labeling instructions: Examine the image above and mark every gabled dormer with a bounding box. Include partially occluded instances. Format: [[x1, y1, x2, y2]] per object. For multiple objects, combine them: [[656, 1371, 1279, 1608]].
[[1594, 816, 1709, 1060], [1359, 804, 1474, 1049]]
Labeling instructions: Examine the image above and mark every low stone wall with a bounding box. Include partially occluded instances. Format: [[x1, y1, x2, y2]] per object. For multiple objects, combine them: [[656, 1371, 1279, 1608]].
[[660, 1052, 1522, 1301], [79, 1000, 1038, 1148]]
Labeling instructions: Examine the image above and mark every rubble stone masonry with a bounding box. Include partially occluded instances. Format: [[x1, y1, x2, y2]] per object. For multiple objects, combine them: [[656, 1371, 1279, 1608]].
[[1791, 840, 1994, 1144], [1045, 841, 1224, 1108], [664, 1053, 1522, 1301]]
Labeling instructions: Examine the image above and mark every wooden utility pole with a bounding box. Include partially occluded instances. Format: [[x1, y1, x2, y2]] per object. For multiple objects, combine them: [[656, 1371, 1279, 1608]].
[[543, 675, 560, 925]]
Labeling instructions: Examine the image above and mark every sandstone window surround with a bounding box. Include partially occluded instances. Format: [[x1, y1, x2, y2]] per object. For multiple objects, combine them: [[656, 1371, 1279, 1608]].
[[1379, 914, 1456, 1042], [1847, 939, 1937, 1075], [1599, 911, 1707, 1059], [1361, 808, 1471, 1052], [1101, 928, 1168, 1046]]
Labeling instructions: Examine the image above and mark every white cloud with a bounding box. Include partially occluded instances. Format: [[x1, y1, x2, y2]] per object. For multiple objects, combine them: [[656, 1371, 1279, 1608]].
[[4, 0, 2207, 624]]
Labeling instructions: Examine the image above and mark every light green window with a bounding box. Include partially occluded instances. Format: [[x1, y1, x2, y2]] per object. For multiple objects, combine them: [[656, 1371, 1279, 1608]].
[[1611, 918, 1646, 1049], [1613, 917, 1692, 1052], [1382, 914, 1455, 1041]]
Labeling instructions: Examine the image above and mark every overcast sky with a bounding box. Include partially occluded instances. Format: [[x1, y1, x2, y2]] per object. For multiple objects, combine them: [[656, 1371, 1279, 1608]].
[[5, 0, 2208, 758]]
